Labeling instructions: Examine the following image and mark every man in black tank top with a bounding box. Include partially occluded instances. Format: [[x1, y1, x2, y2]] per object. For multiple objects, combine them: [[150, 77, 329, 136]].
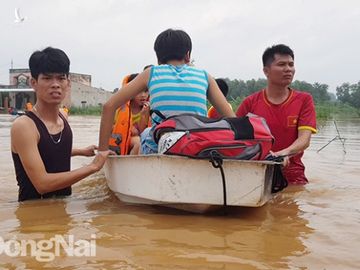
[[11, 47, 111, 202]]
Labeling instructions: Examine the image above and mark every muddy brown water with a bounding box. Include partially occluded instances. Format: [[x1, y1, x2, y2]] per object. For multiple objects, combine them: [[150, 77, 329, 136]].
[[0, 115, 359, 269]]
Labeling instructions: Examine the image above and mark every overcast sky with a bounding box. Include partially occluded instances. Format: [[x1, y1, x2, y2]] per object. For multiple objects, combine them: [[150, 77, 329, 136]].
[[1, 0, 359, 93]]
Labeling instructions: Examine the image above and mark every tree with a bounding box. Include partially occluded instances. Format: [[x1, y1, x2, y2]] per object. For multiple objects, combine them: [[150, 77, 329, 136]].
[[349, 82, 360, 108], [336, 83, 352, 104], [312, 82, 330, 103], [227, 78, 266, 99], [291, 80, 330, 103], [336, 81, 360, 109]]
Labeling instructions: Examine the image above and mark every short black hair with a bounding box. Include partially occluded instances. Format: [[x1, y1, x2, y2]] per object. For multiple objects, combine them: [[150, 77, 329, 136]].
[[128, 73, 138, 83], [154, 29, 192, 64], [262, 44, 294, 67], [215, 78, 229, 97], [29, 47, 70, 80], [143, 64, 153, 71]]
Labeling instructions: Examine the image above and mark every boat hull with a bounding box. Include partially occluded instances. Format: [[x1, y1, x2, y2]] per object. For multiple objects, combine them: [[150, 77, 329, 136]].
[[104, 155, 276, 209]]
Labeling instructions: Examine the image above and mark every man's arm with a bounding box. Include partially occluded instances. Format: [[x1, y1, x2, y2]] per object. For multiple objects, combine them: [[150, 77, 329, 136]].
[[71, 145, 97, 157], [11, 117, 110, 195], [98, 69, 150, 151], [207, 75, 235, 117], [271, 129, 312, 165]]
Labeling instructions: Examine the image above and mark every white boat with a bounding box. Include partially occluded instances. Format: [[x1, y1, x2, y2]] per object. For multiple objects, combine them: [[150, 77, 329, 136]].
[[104, 155, 278, 213]]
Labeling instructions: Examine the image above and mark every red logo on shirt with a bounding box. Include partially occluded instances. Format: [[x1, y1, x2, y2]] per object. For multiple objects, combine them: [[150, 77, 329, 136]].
[[287, 116, 298, 127]]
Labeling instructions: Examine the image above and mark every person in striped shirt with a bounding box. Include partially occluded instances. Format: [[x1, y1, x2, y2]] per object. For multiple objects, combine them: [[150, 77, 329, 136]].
[[98, 28, 235, 154]]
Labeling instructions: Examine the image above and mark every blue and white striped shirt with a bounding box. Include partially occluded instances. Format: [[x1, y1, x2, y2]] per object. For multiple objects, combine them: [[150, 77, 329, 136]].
[[148, 64, 209, 125], [141, 64, 209, 153]]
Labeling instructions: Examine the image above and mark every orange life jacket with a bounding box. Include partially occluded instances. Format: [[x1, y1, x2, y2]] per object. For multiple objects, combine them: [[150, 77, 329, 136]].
[[60, 106, 69, 118], [108, 74, 133, 155], [207, 103, 233, 119], [25, 102, 33, 111], [108, 102, 132, 155]]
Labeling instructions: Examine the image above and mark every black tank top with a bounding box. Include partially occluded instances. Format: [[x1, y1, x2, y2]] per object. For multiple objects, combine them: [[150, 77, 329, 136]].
[[12, 111, 73, 201]]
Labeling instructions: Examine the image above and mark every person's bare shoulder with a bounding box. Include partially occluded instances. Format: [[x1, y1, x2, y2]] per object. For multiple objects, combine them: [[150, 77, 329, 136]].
[[11, 115, 39, 152], [11, 115, 35, 132]]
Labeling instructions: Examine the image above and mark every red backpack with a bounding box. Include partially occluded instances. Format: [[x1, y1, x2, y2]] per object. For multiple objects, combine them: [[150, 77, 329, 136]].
[[153, 113, 274, 160]]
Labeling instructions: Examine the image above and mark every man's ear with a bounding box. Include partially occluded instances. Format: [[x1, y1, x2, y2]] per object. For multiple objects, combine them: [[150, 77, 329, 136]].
[[30, 77, 37, 89], [67, 78, 71, 91], [263, 66, 269, 78], [184, 51, 191, 64]]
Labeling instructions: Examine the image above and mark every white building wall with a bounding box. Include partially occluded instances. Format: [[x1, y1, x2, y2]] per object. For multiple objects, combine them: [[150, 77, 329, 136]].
[[70, 82, 112, 107]]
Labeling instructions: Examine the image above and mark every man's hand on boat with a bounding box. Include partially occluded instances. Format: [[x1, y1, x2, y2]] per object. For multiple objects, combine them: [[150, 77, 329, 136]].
[[81, 145, 98, 156], [89, 150, 114, 172], [73, 145, 116, 158], [269, 150, 291, 166], [72, 145, 98, 157]]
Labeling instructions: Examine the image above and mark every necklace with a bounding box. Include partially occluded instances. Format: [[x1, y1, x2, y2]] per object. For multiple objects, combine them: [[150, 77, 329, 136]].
[[33, 106, 63, 144], [49, 129, 63, 144]]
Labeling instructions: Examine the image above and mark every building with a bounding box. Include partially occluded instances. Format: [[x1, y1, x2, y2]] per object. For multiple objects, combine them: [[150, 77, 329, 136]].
[[0, 68, 112, 112]]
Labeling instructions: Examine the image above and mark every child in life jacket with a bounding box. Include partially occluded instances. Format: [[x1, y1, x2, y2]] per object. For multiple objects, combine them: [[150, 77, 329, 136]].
[[109, 73, 150, 155]]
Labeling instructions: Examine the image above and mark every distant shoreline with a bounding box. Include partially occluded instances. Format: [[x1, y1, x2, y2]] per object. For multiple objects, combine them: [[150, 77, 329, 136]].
[[1, 102, 358, 120]]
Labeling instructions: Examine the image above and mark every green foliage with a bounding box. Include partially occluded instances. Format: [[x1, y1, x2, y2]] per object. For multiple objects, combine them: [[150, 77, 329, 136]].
[[69, 105, 102, 115], [226, 78, 267, 99], [336, 81, 360, 109], [228, 96, 244, 112], [316, 102, 360, 119], [291, 80, 331, 103]]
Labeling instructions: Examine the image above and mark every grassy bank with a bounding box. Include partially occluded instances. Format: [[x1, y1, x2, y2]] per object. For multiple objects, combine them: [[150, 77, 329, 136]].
[[69, 105, 102, 116], [69, 102, 359, 119], [315, 102, 360, 119]]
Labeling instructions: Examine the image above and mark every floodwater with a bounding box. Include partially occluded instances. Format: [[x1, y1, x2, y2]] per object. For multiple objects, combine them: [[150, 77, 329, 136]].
[[0, 115, 359, 270]]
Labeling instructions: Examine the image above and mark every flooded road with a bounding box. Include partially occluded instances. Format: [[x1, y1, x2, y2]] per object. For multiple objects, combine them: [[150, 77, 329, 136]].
[[0, 115, 359, 269]]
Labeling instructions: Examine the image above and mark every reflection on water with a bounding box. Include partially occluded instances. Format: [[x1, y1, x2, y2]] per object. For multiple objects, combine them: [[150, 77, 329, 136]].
[[0, 116, 359, 269]]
